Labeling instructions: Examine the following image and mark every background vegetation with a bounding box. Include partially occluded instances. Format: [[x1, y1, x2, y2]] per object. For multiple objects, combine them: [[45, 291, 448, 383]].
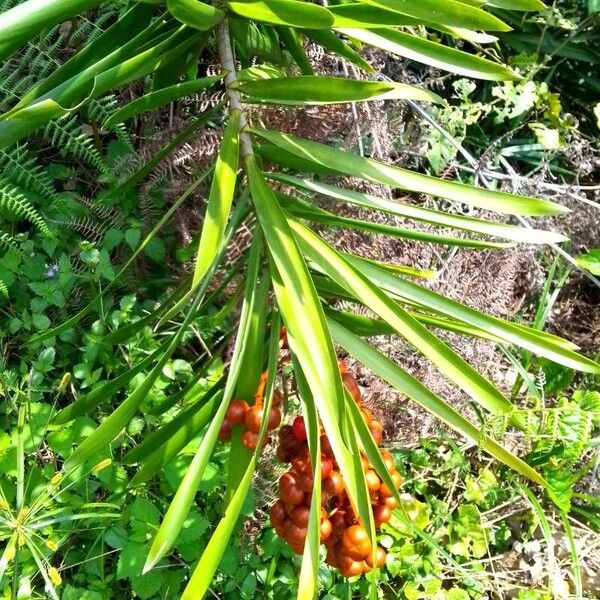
[[0, 0, 598, 598]]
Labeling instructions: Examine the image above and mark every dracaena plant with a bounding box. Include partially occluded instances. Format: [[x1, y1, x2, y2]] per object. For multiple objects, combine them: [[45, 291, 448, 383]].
[[1, 0, 599, 597]]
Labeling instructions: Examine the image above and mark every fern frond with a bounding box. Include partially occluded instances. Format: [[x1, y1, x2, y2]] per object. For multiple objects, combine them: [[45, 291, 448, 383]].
[[78, 196, 123, 225], [0, 181, 50, 236], [0, 231, 20, 252], [0, 145, 58, 202], [0, 280, 8, 298], [47, 217, 106, 243], [45, 115, 110, 176], [69, 10, 118, 46], [89, 96, 135, 154]]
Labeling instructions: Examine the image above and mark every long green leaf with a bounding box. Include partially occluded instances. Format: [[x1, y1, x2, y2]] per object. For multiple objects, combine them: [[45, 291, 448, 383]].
[[236, 75, 442, 105], [338, 27, 518, 80], [226, 0, 334, 28], [329, 319, 545, 485], [270, 174, 567, 244], [250, 129, 567, 216], [358, 0, 510, 31], [192, 110, 241, 287], [104, 75, 221, 127], [280, 192, 512, 249], [0, 27, 203, 148], [143, 232, 263, 571], [290, 217, 517, 419], [0, 0, 103, 59], [343, 254, 600, 374], [166, 0, 225, 30], [247, 154, 376, 549], [14, 3, 158, 107], [181, 455, 256, 599]]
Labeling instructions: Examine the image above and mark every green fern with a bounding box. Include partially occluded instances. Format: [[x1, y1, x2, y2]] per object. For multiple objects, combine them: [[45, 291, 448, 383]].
[[0, 145, 58, 202], [0, 231, 20, 252], [0, 181, 50, 236], [89, 96, 135, 155], [45, 114, 110, 177], [0, 280, 8, 298], [47, 217, 106, 243]]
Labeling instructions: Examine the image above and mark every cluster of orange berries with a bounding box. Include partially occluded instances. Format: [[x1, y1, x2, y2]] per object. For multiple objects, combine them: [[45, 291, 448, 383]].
[[269, 365, 402, 577], [218, 386, 282, 451]]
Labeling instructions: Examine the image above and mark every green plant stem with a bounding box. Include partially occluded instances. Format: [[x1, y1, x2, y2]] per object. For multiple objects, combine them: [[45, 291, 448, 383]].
[[217, 19, 253, 158]]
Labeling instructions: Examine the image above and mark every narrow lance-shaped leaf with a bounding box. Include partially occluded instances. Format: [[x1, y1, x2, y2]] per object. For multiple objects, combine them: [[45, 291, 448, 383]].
[[14, 3, 158, 108], [358, 0, 510, 31], [0, 27, 204, 149], [236, 75, 442, 105], [226, 0, 334, 29], [143, 232, 264, 571], [104, 75, 222, 127], [279, 191, 512, 249], [166, 0, 225, 30], [329, 319, 546, 485], [271, 173, 567, 245], [250, 128, 567, 216], [289, 217, 517, 419], [292, 357, 322, 600], [192, 109, 241, 287], [0, 0, 104, 59], [247, 155, 376, 548], [344, 253, 600, 374], [224, 274, 270, 503], [338, 27, 519, 81], [179, 270, 280, 600]]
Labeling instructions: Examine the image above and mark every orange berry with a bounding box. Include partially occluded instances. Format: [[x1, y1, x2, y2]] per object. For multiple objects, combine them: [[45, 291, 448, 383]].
[[381, 449, 397, 473], [218, 420, 232, 442], [384, 496, 398, 510], [339, 555, 364, 577], [369, 420, 383, 445], [267, 407, 281, 430], [292, 416, 307, 441], [244, 405, 263, 433], [380, 471, 402, 497], [365, 546, 387, 569], [270, 500, 286, 528], [279, 472, 305, 506], [242, 429, 258, 450], [321, 457, 333, 480], [373, 504, 391, 526], [342, 525, 371, 560], [320, 518, 332, 542], [290, 505, 310, 528], [342, 373, 361, 404], [324, 471, 344, 496], [365, 470, 381, 493], [226, 399, 249, 425]]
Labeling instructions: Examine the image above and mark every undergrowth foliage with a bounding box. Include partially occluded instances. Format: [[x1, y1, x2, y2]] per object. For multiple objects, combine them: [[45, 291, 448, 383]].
[[0, 0, 598, 598]]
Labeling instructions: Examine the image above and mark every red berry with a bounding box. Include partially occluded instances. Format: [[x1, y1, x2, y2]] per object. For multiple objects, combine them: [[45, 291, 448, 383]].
[[292, 416, 307, 441], [242, 429, 258, 450], [226, 399, 249, 425], [320, 457, 333, 480], [218, 420, 232, 441], [267, 407, 281, 430], [244, 405, 263, 433]]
